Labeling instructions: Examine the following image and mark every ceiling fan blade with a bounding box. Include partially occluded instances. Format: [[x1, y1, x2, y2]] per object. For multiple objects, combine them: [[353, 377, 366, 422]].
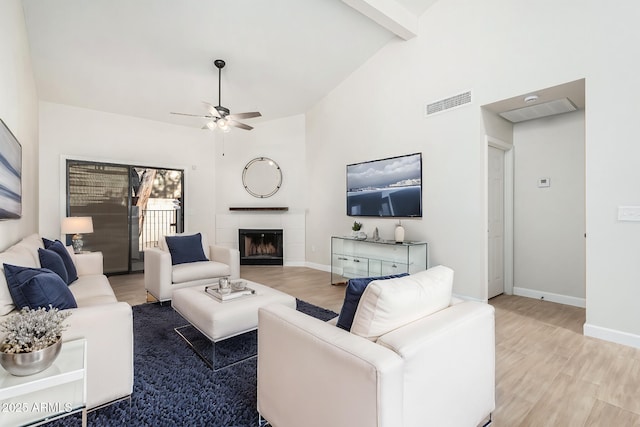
[[202, 101, 221, 118], [171, 112, 212, 119], [227, 112, 262, 120], [228, 120, 254, 131], [173, 61, 259, 132]]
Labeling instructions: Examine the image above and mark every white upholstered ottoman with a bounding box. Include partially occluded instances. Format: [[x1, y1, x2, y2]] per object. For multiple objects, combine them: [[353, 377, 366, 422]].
[[172, 280, 296, 370]]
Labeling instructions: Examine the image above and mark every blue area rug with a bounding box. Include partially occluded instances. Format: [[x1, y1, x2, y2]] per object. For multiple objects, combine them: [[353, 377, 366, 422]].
[[47, 299, 337, 426]]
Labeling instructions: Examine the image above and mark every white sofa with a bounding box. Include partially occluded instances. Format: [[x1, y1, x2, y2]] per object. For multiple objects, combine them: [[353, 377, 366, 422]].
[[257, 267, 495, 427], [0, 234, 134, 410], [144, 232, 240, 302]]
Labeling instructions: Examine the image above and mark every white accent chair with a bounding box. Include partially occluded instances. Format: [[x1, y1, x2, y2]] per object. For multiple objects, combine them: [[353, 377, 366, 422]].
[[144, 232, 240, 302], [257, 267, 495, 427]]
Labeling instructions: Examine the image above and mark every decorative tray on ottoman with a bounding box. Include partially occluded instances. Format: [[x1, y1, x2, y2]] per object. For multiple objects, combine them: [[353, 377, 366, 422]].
[[205, 281, 255, 302]]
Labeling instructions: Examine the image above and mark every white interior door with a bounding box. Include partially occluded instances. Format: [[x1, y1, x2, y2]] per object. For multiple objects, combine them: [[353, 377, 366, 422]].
[[488, 146, 505, 298]]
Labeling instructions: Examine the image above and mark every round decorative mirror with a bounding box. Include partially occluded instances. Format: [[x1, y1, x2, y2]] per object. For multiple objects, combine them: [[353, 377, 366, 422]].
[[242, 157, 282, 198]]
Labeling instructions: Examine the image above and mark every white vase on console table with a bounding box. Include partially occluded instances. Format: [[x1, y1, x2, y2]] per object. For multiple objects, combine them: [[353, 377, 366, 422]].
[[395, 222, 405, 243]]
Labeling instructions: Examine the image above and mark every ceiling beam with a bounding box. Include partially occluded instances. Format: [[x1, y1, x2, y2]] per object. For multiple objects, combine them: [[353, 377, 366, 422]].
[[342, 0, 417, 40]]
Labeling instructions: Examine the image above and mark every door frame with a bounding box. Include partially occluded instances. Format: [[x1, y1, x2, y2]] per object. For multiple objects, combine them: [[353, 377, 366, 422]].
[[60, 154, 190, 236], [60, 155, 186, 274], [485, 136, 514, 296]]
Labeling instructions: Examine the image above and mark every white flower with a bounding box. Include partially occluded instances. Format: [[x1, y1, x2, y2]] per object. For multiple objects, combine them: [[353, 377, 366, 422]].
[[0, 307, 71, 353]]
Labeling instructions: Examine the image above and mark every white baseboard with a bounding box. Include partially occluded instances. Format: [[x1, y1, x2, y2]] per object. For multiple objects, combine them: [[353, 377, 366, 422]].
[[512, 287, 586, 308], [283, 261, 307, 267], [584, 323, 640, 349], [304, 262, 331, 273]]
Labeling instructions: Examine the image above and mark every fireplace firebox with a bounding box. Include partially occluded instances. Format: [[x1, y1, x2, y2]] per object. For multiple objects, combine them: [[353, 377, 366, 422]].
[[238, 229, 284, 266]]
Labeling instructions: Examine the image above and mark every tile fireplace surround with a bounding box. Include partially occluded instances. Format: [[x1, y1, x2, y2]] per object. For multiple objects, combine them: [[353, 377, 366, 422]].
[[215, 212, 305, 266]]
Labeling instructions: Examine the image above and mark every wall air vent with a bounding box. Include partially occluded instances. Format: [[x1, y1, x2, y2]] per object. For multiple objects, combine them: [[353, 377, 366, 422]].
[[499, 98, 577, 123], [425, 91, 472, 116]]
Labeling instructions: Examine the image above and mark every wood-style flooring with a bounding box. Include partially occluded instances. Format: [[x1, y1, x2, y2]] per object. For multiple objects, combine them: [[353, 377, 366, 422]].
[[108, 266, 640, 426]]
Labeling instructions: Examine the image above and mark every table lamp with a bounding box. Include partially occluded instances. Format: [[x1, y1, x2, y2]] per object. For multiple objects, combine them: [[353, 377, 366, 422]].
[[61, 216, 94, 253]]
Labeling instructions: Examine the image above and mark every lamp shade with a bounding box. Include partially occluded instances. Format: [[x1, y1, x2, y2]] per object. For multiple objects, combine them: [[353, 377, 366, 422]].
[[61, 216, 94, 234]]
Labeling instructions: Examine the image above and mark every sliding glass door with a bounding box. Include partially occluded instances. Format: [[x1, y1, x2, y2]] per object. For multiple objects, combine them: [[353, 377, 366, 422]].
[[67, 160, 183, 274]]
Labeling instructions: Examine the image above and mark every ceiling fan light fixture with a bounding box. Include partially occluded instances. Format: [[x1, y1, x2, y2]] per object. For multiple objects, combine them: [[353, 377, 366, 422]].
[[217, 118, 231, 132], [171, 59, 261, 131]]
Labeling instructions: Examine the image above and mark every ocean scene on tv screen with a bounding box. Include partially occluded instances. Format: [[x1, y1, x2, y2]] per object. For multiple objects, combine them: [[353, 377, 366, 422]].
[[347, 153, 421, 217], [0, 119, 22, 220]]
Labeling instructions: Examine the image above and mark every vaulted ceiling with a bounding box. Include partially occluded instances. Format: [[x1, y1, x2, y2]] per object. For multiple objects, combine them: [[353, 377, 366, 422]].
[[21, 0, 438, 129]]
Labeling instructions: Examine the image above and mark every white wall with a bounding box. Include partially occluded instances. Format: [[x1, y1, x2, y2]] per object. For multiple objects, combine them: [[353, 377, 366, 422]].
[[513, 111, 585, 306], [306, 0, 586, 301], [38, 105, 306, 253], [305, 0, 640, 345], [212, 114, 306, 213], [583, 1, 640, 346], [0, 0, 39, 250], [38, 102, 216, 240], [211, 114, 306, 264]]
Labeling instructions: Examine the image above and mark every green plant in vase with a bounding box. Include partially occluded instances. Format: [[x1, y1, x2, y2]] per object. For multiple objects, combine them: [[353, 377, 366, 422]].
[[351, 221, 366, 240]]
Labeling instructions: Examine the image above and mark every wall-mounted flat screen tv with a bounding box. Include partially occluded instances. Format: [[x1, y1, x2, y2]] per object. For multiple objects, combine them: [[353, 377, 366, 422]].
[[347, 152, 422, 217]]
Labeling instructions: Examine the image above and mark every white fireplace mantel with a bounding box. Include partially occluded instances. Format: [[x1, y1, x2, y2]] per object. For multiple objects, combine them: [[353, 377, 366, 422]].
[[215, 211, 305, 266]]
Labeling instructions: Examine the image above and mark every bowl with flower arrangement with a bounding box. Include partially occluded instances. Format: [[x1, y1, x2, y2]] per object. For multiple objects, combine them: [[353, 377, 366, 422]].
[[0, 306, 71, 376]]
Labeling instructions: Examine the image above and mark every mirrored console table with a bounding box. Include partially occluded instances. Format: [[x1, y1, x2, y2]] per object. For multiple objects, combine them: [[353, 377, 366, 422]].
[[330, 236, 428, 285]]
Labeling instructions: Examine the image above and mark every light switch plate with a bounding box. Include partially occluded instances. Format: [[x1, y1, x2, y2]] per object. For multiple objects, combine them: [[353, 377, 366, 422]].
[[618, 206, 640, 221]]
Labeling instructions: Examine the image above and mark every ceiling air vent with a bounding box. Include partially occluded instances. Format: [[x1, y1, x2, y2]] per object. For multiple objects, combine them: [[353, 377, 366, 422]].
[[425, 91, 472, 116], [499, 98, 577, 123]]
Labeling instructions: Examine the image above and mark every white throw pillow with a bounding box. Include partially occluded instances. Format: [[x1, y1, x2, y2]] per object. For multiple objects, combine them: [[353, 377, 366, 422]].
[[18, 233, 45, 267], [350, 265, 454, 341]]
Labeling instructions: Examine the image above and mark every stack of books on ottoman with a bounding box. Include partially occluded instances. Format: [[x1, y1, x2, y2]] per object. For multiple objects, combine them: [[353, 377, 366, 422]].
[[205, 280, 255, 302]]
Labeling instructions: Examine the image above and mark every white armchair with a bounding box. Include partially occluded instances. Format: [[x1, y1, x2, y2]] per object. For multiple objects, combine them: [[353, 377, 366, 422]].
[[257, 268, 495, 427], [144, 232, 240, 302]]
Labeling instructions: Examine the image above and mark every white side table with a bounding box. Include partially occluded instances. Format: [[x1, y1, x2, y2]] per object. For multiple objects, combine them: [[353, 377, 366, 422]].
[[0, 339, 87, 427]]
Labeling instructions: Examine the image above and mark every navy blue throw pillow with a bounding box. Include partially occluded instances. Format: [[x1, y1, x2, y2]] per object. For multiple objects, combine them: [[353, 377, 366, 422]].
[[336, 273, 409, 331], [38, 248, 69, 284], [42, 238, 78, 284], [165, 233, 209, 265], [2, 264, 78, 310]]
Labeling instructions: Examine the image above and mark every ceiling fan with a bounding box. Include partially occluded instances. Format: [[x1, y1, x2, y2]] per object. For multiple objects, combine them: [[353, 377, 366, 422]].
[[171, 59, 261, 131]]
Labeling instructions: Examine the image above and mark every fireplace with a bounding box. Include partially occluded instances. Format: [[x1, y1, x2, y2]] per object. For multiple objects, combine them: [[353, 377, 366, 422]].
[[239, 229, 284, 266]]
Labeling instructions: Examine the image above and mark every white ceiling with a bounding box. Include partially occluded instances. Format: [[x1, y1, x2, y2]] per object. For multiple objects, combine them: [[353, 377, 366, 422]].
[[21, 0, 437, 129]]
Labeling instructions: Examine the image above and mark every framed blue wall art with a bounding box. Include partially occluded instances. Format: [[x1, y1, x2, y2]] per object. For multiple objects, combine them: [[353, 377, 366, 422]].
[[0, 119, 22, 220]]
